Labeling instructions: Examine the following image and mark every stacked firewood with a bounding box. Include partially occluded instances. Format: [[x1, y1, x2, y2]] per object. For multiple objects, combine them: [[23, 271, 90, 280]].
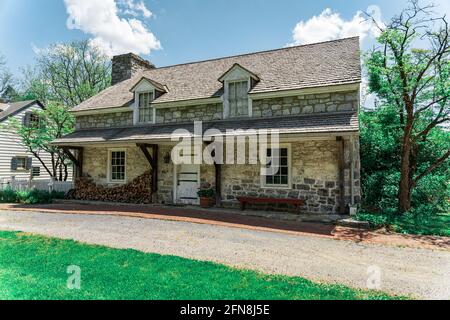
[[67, 170, 153, 204]]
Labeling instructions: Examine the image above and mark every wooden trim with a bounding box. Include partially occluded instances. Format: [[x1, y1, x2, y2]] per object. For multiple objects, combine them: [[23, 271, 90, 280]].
[[214, 163, 222, 207], [249, 83, 360, 100], [71, 107, 132, 116], [337, 137, 346, 214], [137, 143, 158, 193]]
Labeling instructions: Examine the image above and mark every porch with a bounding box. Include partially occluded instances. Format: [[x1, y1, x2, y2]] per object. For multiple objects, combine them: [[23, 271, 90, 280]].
[[53, 112, 361, 215]]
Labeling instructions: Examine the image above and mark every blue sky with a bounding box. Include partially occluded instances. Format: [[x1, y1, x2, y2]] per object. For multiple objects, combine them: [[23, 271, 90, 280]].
[[0, 0, 449, 77]]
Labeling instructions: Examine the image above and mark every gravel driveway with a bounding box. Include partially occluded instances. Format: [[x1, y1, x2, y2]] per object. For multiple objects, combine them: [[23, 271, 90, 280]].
[[0, 210, 449, 300]]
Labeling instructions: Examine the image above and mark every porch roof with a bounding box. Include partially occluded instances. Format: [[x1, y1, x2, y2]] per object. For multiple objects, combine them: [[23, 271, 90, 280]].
[[52, 112, 359, 146]]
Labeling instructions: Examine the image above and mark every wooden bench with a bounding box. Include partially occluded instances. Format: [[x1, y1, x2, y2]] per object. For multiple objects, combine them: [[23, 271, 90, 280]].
[[236, 196, 306, 211]]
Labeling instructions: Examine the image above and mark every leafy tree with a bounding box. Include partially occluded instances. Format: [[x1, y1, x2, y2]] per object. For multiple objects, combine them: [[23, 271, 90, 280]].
[[6, 103, 75, 181], [360, 106, 449, 214], [366, 0, 450, 212], [22, 40, 111, 107]]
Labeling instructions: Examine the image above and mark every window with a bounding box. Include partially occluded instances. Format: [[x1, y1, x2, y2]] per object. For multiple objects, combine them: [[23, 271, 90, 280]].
[[228, 81, 249, 117], [23, 112, 40, 128], [138, 92, 154, 123], [29, 113, 40, 128], [11, 156, 31, 171], [109, 150, 126, 182], [263, 147, 290, 188]]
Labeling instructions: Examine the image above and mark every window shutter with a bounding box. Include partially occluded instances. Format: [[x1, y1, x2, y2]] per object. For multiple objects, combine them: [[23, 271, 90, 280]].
[[26, 157, 33, 170], [11, 157, 18, 171]]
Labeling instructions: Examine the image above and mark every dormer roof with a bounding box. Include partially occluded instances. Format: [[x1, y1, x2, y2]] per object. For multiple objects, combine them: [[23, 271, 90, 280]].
[[218, 63, 260, 83]]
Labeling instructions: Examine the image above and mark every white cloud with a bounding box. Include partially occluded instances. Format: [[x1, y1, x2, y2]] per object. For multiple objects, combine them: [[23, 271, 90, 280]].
[[64, 0, 161, 57], [290, 5, 383, 45], [119, 0, 153, 18]]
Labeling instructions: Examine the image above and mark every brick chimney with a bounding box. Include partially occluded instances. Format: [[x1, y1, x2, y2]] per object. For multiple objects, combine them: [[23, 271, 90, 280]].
[[111, 53, 155, 85]]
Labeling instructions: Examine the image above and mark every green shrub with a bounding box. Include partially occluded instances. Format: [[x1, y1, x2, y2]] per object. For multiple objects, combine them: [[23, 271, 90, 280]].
[[197, 188, 215, 198], [0, 189, 63, 204], [16, 189, 55, 204], [0, 188, 17, 203]]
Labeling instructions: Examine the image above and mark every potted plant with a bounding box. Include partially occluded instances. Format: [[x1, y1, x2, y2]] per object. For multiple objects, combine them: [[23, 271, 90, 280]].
[[198, 187, 215, 208]]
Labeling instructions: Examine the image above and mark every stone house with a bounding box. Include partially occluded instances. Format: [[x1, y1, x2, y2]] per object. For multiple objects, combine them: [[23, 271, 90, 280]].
[[53, 37, 361, 215]]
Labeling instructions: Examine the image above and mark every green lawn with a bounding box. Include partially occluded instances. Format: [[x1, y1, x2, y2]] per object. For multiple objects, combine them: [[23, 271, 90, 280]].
[[357, 212, 450, 237], [0, 231, 396, 300]]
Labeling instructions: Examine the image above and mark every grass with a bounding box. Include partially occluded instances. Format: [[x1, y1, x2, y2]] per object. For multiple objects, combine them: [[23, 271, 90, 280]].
[[357, 211, 450, 237], [0, 231, 397, 300]]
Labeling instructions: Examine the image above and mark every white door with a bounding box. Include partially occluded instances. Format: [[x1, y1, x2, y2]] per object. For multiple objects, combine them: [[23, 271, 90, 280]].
[[176, 164, 199, 205]]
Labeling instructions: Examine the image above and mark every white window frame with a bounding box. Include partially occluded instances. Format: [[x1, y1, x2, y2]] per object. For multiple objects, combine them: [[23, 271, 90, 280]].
[[223, 78, 252, 119], [107, 148, 127, 184], [260, 143, 292, 189]]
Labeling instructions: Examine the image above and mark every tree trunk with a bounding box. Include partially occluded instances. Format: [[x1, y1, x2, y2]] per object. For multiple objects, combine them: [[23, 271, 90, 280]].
[[63, 163, 68, 182], [398, 109, 414, 213]]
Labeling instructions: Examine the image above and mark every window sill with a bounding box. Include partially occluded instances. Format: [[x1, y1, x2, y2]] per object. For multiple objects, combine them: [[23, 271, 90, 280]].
[[260, 185, 292, 190]]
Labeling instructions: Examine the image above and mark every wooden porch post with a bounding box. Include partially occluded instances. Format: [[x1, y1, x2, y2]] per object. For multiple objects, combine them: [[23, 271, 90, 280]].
[[214, 163, 222, 207], [336, 137, 346, 215]]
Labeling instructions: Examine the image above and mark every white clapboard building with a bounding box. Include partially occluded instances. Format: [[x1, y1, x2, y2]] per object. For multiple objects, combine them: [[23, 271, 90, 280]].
[[0, 100, 72, 191]]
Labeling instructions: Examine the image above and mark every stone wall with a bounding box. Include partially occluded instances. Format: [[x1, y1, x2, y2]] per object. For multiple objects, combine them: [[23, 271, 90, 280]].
[[76, 111, 133, 130], [80, 138, 360, 214], [74, 90, 358, 129], [252, 91, 358, 117], [220, 140, 342, 213], [155, 103, 223, 123], [82, 146, 149, 185]]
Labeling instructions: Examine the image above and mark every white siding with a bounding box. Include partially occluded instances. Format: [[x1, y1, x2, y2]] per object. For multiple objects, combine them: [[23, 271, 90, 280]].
[[0, 103, 72, 183]]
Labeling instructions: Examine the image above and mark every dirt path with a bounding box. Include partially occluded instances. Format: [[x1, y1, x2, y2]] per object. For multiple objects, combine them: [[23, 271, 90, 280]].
[[0, 210, 449, 299]]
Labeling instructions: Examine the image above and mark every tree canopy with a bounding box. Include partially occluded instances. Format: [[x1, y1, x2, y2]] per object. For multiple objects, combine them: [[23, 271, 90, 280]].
[[365, 0, 450, 213]]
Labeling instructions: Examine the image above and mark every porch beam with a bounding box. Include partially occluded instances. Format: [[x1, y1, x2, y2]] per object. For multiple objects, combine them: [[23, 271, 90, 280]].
[[62, 147, 83, 178], [137, 143, 158, 193], [336, 137, 346, 215]]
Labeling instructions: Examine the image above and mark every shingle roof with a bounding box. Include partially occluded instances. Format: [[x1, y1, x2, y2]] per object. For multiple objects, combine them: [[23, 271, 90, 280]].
[[72, 37, 361, 112], [52, 112, 359, 145], [0, 100, 43, 123]]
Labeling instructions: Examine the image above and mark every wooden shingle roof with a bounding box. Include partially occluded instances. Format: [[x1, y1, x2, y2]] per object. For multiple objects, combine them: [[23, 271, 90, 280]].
[[72, 37, 361, 112]]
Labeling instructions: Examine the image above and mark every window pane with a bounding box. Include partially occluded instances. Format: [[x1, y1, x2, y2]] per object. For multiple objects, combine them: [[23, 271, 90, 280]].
[[229, 81, 248, 117], [264, 148, 289, 186], [111, 151, 126, 181], [138, 92, 153, 123]]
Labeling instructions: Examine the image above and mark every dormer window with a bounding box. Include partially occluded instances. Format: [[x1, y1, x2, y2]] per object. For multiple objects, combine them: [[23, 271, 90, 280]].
[[228, 80, 249, 117], [130, 77, 168, 125], [219, 63, 259, 119], [138, 92, 154, 123]]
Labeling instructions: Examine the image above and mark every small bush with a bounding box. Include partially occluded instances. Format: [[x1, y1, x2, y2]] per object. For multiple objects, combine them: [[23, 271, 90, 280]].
[[0, 188, 18, 203], [0, 189, 64, 204]]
